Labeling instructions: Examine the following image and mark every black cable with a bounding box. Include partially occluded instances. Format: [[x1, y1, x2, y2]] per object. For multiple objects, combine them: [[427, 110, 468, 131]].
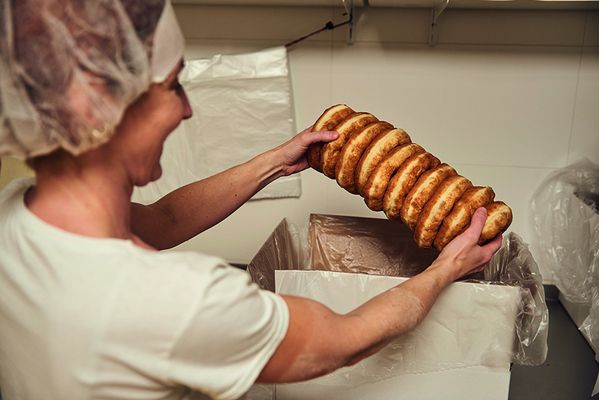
[[284, 17, 352, 49]]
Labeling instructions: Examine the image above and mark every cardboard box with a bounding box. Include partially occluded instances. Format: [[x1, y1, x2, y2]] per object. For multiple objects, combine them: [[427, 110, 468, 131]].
[[247, 214, 547, 400]]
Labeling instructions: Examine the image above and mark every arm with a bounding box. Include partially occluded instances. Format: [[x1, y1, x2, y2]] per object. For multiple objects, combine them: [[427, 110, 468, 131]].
[[258, 208, 503, 383], [130, 128, 338, 250]]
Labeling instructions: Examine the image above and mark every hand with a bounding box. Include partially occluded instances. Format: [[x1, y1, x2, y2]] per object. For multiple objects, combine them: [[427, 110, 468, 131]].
[[429, 207, 503, 281], [275, 126, 339, 176]]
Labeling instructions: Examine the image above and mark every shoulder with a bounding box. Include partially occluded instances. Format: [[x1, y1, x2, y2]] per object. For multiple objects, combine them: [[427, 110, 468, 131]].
[[106, 249, 289, 398], [114, 249, 272, 324]]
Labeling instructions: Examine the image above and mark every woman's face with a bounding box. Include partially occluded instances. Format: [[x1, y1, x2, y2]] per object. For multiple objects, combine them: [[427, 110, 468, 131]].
[[108, 61, 192, 186]]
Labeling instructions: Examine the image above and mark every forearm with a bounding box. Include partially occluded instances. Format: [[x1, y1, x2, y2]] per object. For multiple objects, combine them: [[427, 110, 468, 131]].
[[342, 261, 455, 364], [259, 261, 456, 383], [131, 149, 283, 249], [131, 127, 339, 249]]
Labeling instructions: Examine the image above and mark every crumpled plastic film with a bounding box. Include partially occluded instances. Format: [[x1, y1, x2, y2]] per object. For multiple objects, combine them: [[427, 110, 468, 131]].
[[0, 0, 184, 159], [530, 159, 599, 304], [581, 290, 599, 361], [479, 232, 549, 366], [247, 219, 302, 292], [531, 158, 599, 374], [133, 46, 300, 204], [244, 384, 274, 400], [308, 214, 438, 277], [248, 214, 549, 384]]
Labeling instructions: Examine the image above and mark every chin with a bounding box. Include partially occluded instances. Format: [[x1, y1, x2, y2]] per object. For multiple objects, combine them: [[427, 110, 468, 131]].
[[136, 165, 163, 187], [150, 165, 163, 183]]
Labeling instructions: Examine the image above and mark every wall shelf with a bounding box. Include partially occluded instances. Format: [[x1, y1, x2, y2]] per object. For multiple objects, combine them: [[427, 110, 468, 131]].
[[172, 0, 599, 10]]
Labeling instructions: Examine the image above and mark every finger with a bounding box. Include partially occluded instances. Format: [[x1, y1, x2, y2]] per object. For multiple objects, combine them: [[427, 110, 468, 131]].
[[295, 159, 309, 171], [464, 207, 487, 239], [482, 234, 503, 257], [474, 263, 487, 274]]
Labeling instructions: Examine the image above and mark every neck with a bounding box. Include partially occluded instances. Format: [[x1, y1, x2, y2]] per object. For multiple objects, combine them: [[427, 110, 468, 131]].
[[27, 150, 135, 241]]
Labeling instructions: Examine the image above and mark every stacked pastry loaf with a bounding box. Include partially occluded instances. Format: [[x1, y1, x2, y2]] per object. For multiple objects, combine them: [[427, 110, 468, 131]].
[[307, 104, 512, 251]]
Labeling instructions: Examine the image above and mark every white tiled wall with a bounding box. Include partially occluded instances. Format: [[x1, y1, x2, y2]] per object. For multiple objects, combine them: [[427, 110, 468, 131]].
[[1, 6, 594, 283], [170, 6, 599, 283], [0, 5, 599, 281]]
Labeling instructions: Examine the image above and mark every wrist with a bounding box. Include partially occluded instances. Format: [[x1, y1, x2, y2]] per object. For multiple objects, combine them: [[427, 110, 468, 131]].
[[425, 258, 458, 287], [250, 149, 285, 189]]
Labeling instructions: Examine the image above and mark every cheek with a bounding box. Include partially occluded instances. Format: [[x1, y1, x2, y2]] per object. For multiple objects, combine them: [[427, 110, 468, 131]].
[[165, 92, 188, 127], [179, 89, 193, 119]]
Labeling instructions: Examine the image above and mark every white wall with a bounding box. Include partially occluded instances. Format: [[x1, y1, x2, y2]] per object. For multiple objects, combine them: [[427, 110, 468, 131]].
[[171, 5, 599, 281]]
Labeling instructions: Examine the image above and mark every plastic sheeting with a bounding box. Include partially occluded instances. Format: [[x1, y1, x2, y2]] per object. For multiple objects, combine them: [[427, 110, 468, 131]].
[[133, 46, 300, 204], [248, 214, 549, 378], [531, 159, 599, 370], [531, 159, 599, 305]]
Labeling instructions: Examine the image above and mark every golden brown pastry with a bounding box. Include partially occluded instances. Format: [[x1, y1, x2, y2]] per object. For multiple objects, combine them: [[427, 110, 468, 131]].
[[363, 143, 425, 211], [321, 113, 378, 179], [383, 152, 440, 220], [479, 201, 513, 244], [307, 104, 354, 172], [336, 121, 394, 194], [400, 164, 457, 230], [414, 175, 472, 248], [308, 105, 514, 250], [355, 128, 412, 196], [433, 186, 495, 251]]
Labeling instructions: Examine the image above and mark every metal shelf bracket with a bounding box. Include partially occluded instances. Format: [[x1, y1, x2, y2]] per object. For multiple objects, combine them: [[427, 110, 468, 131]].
[[341, 0, 355, 44], [429, 0, 449, 46]]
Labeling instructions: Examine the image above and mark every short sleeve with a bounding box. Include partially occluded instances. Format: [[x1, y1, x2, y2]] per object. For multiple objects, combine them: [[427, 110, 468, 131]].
[[166, 257, 289, 400]]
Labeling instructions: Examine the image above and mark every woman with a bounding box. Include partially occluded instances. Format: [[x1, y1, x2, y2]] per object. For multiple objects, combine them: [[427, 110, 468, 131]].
[[0, 1, 502, 399]]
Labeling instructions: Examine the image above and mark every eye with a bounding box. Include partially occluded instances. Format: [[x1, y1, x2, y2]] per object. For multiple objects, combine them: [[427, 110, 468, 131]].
[[170, 79, 182, 91]]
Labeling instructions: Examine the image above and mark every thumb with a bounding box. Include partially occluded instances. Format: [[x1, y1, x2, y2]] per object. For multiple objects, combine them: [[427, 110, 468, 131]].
[[307, 130, 339, 145], [465, 207, 488, 239]]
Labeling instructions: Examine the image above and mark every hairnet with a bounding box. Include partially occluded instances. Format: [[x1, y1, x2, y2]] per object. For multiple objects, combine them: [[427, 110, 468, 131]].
[[0, 0, 185, 159]]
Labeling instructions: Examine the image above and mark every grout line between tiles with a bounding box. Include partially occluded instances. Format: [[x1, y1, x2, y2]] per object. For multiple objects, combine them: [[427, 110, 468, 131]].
[[566, 18, 586, 165], [451, 163, 558, 171], [328, 6, 335, 106], [183, 36, 593, 50], [333, 40, 585, 48]]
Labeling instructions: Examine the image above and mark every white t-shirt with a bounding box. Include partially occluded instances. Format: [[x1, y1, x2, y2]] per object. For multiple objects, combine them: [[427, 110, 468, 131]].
[[0, 178, 289, 400]]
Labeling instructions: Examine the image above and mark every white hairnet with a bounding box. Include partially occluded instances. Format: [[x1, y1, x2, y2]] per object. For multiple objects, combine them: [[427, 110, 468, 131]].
[[0, 0, 184, 159]]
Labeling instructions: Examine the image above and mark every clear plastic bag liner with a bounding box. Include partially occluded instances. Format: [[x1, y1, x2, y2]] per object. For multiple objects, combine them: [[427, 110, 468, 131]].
[[248, 213, 548, 380], [308, 214, 440, 277], [581, 287, 599, 395], [581, 294, 599, 359], [530, 159, 599, 304], [482, 230, 549, 366], [133, 46, 300, 204], [530, 159, 599, 368], [247, 219, 302, 292], [244, 384, 274, 400]]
